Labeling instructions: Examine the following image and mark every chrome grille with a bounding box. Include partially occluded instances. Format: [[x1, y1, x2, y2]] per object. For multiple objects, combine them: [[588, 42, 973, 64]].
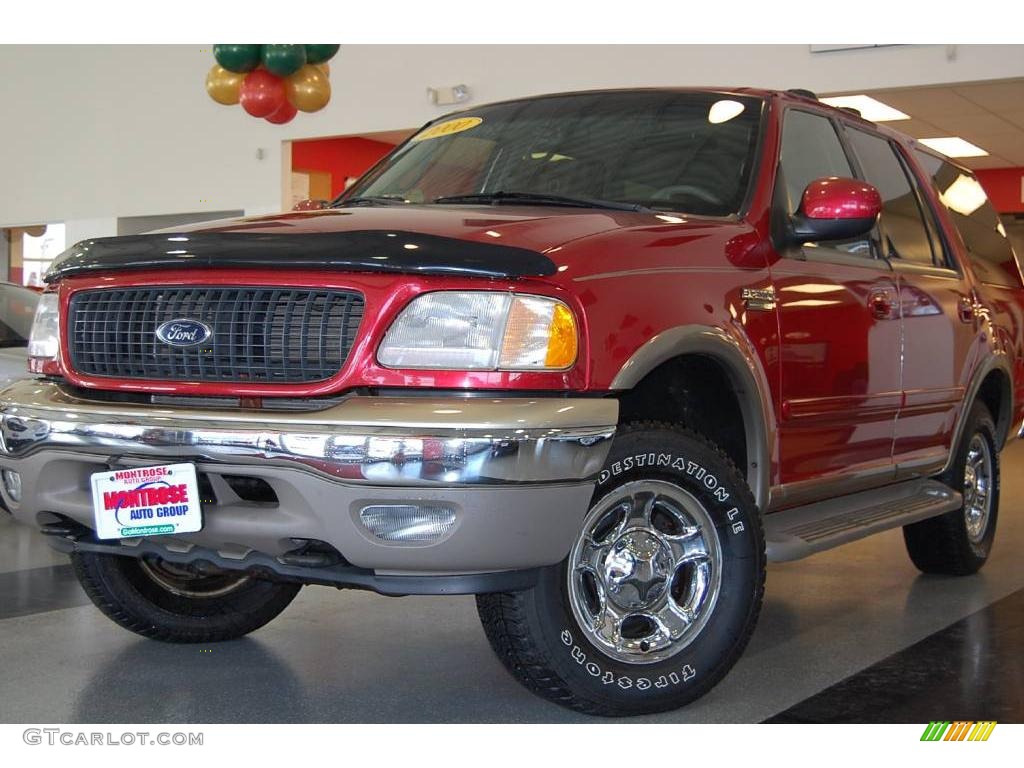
[[68, 287, 364, 383]]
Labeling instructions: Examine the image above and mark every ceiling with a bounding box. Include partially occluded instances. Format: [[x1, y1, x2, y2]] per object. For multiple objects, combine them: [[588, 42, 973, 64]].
[[823, 78, 1024, 170]]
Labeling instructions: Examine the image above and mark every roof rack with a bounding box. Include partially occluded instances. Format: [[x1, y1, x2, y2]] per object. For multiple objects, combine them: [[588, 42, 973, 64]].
[[785, 88, 819, 100]]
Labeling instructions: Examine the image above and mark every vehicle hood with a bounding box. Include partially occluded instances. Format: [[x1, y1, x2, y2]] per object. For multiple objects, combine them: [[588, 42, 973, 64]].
[[46, 205, 656, 282]]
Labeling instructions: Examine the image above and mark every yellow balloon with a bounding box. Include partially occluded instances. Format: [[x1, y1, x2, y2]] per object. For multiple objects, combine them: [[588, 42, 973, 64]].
[[205, 64, 244, 106], [316, 62, 330, 77], [286, 65, 331, 113]]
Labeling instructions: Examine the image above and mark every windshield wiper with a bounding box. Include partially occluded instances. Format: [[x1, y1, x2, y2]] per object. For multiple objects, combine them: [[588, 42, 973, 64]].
[[332, 195, 410, 208], [432, 191, 650, 213]]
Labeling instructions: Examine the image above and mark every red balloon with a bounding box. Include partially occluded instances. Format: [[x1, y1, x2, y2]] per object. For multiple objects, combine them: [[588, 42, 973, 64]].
[[266, 100, 297, 125], [239, 70, 286, 118]]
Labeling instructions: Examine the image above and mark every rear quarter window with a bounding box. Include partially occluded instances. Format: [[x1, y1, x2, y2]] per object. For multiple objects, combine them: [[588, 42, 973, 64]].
[[913, 149, 1021, 287]]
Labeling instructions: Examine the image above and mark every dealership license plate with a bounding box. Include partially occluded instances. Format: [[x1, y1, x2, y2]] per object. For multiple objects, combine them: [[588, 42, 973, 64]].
[[90, 463, 203, 540]]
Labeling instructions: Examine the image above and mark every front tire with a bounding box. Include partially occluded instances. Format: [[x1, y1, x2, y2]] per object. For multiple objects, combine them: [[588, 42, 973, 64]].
[[477, 421, 765, 716], [72, 551, 301, 643], [903, 402, 1000, 576]]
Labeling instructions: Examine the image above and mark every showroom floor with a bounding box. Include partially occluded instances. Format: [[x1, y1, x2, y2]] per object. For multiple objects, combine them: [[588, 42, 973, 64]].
[[1, 444, 1022, 724]]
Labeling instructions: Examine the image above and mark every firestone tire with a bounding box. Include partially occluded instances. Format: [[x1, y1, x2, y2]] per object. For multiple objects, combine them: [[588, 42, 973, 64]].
[[477, 421, 765, 716], [903, 402, 1000, 576], [72, 551, 301, 643]]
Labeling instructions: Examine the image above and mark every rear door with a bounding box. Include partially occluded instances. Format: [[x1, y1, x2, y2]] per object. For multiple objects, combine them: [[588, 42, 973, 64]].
[[842, 128, 976, 477], [911, 149, 1024, 450], [772, 108, 902, 504]]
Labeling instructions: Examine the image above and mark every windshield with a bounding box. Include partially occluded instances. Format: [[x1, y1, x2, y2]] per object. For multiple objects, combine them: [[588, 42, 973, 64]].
[[0, 284, 39, 347], [342, 91, 764, 217]]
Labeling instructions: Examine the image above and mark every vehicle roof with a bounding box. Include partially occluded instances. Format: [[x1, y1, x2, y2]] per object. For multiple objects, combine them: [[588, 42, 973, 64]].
[[441, 85, 773, 112]]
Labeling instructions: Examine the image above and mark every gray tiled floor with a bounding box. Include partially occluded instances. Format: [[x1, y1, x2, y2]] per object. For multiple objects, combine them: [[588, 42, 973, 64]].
[[1, 441, 1023, 723]]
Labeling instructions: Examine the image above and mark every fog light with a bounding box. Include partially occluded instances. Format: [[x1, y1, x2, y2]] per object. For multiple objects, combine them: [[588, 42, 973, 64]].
[[3, 470, 22, 503], [359, 504, 456, 543]]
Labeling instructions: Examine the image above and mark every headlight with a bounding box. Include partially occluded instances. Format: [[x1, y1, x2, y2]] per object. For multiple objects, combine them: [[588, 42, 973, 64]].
[[28, 293, 60, 369], [378, 292, 578, 371]]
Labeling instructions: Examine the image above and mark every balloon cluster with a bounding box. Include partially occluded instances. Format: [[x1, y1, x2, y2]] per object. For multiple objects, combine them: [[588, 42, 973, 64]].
[[205, 44, 339, 125]]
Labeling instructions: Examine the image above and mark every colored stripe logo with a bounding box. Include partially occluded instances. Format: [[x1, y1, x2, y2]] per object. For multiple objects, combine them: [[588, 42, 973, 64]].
[[921, 721, 997, 741]]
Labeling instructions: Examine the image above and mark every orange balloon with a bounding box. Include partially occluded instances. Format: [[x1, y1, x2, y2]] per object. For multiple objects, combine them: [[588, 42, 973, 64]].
[[285, 65, 331, 113], [206, 64, 244, 105], [316, 62, 330, 77]]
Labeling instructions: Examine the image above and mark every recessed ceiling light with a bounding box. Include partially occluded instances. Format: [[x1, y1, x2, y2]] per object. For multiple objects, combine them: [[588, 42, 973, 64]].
[[820, 95, 909, 122], [918, 137, 990, 158]]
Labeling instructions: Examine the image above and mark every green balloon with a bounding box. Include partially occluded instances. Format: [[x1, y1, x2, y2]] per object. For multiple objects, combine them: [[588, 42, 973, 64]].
[[214, 44, 262, 74], [262, 44, 307, 77], [304, 44, 340, 65]]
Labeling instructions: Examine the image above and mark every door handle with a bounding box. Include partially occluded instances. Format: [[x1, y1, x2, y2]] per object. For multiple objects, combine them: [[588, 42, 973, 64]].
[[868, 289, 894, 320], [958, 296, 975, 324]]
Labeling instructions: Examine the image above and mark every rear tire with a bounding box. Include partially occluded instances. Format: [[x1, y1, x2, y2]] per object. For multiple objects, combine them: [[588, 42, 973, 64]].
[[72, 551, 301, 643], [477, 421, 765, 716], [903, 402, 999, 576]]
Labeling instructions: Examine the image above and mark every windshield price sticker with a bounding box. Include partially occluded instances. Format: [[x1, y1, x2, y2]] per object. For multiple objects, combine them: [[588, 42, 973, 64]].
[[90, 464, 203, 540], [411, 116, 483, 142]]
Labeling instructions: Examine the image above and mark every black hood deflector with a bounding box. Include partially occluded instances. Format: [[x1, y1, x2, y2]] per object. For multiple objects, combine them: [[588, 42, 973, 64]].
[[45, 230, 558, 282]]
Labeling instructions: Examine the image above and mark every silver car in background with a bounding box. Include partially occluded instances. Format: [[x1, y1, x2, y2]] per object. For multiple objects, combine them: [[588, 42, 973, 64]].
[[0, 282, 39, 511], [0, 282, 39, 512], [0, 283, 39, 389]]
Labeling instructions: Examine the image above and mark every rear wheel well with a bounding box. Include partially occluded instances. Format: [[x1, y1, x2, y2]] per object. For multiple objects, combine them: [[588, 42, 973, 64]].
[[617, 355, 748, 476]]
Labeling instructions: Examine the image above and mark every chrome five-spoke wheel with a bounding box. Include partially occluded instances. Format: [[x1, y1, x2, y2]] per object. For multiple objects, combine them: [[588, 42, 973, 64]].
[[478, 422, 764, 715], [567, 479, 722, 664], [963, 432, 993, 544], [903, 403, 999, 577]]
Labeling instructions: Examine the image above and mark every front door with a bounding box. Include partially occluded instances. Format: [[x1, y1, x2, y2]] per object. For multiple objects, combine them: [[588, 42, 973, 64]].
[[771, 109, 902, 505]]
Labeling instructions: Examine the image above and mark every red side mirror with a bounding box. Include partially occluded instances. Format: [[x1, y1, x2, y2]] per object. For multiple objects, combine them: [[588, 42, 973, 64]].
[[292, 198, 330, 212], [791, 177, 881, 244], [803, 177, 881, 220]]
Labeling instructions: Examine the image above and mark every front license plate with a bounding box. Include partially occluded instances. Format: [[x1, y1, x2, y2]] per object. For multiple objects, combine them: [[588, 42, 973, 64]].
[[90, 463, 203, 540]]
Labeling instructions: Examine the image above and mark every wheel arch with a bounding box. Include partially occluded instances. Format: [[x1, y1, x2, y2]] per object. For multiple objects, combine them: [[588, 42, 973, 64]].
[[609, 325, 775, 511], [946, 356, 1014, 471]]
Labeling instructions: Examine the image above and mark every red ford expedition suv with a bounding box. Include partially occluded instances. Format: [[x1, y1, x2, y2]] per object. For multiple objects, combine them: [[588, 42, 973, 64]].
[[2, 88, 1021, 716]]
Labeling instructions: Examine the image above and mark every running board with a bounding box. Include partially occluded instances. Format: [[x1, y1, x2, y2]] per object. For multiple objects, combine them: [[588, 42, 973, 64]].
[[765, 480, 962, 562]]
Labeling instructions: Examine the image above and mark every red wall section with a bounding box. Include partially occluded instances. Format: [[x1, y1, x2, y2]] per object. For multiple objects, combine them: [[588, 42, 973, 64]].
[[976, 168, 1024, 214], [292, 137, 397, 198]]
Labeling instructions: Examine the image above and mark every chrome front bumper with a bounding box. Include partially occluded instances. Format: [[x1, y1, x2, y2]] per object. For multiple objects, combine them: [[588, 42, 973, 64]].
[[0, 381, 615, 485], [0, 380, 617, 575]]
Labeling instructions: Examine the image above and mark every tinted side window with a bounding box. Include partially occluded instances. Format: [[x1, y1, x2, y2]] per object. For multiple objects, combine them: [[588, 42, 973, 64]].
[[779, 111, 854, 214], [909, 155, 951, 270], [846, 129, 938, 267], [778, 110, 869, 256], [913, 149, 1020, 287]]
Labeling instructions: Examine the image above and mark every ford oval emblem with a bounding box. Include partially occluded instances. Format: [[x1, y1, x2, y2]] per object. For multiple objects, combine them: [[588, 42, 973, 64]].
[[155, 319, 212, 347]]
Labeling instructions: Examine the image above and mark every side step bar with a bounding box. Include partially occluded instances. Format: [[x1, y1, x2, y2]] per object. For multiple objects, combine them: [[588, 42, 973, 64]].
[[765, 479, 962, 562]]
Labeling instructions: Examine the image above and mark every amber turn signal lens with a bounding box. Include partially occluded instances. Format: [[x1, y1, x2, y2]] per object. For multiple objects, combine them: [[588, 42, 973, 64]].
[[498, 296, 578, 370], [544, 303, 578, 368]]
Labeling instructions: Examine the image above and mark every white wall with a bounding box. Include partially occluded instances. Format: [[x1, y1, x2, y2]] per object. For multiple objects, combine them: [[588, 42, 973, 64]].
[[64, 218, 118, 246], [1, 44, 1022, 241]]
